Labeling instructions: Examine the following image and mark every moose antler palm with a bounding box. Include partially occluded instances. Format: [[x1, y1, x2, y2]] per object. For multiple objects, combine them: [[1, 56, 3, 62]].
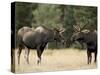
[[73, 21, 89, 32]]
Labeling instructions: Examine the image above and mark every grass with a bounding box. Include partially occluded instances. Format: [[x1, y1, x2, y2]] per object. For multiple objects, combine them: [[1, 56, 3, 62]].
[[14, 48, 97, 73]]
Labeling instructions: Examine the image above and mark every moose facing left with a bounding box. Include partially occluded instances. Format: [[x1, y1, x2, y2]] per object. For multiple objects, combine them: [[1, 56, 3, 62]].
[[71, 26, 97, 64]]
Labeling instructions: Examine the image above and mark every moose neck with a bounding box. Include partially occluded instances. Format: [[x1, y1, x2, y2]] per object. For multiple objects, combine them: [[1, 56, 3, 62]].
[[46, 30, 55, 42], [81, 32, 97, 46], [78, 32, 89, 44]]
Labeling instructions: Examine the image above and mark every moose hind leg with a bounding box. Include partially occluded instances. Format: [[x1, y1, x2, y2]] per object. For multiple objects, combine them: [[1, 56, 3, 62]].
[[17, 47, 22, 65], [94, 51, 97, 63], [25, 47, 30, 64]]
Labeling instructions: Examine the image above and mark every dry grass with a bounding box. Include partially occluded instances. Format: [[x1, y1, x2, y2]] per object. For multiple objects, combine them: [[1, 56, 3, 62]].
[[14, 48, 97, 73]]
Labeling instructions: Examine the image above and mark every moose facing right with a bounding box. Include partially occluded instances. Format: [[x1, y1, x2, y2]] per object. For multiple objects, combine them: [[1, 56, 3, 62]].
[[71, 25, 97, 64], [17, 26, 65, 65]]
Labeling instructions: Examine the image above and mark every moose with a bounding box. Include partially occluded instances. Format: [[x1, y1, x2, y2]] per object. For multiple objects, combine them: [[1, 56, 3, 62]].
[[17, 26, 65, 64], [71, 25, 97, 64]]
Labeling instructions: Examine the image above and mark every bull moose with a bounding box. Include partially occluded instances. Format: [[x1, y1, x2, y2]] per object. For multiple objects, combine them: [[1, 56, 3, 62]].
[[71, 25, 97, 64], [17, 26, 65, 64]]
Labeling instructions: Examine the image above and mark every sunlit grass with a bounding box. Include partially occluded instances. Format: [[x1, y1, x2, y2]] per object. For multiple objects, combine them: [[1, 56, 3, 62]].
[[14, 48, 97, 73]]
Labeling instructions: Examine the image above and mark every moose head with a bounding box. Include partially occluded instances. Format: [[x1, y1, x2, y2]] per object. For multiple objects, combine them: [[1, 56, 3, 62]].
[[53, 27, 66, 45], [71, 23, 89, 43]]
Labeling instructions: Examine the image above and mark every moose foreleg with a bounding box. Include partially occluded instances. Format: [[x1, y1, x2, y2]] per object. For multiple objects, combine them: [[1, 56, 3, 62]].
[[87, 50, 91, 64], [37, 43, 47, 65]]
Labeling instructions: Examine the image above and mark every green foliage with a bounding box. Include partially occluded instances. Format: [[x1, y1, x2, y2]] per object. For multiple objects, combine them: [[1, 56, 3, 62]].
[[15, 2, 38, 31], [15, 2, 38, 47], [73, 6, 97, 30], [71, 42, 86, 49], [32, 4, 62, 28], [15, 2, 97, 49], [71, 42, 82, 49], [62, 6, 76, 47]]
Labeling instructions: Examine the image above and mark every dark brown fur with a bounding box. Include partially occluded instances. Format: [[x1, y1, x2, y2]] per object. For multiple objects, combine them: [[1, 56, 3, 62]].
[[71, 30, 97, 64], [17, 26, 65, 65]]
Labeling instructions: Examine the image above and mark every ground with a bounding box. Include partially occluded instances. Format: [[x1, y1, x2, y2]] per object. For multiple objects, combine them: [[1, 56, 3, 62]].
[[14, 48, 97, 73]]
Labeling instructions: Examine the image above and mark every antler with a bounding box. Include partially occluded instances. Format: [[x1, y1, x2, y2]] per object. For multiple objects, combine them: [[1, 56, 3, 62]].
[[73, 25, 80, 32], [53, 26, 65, 33], [80, 24, 87, 31], [59, 27, 66, 33], [73, 21, 88, 32]]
